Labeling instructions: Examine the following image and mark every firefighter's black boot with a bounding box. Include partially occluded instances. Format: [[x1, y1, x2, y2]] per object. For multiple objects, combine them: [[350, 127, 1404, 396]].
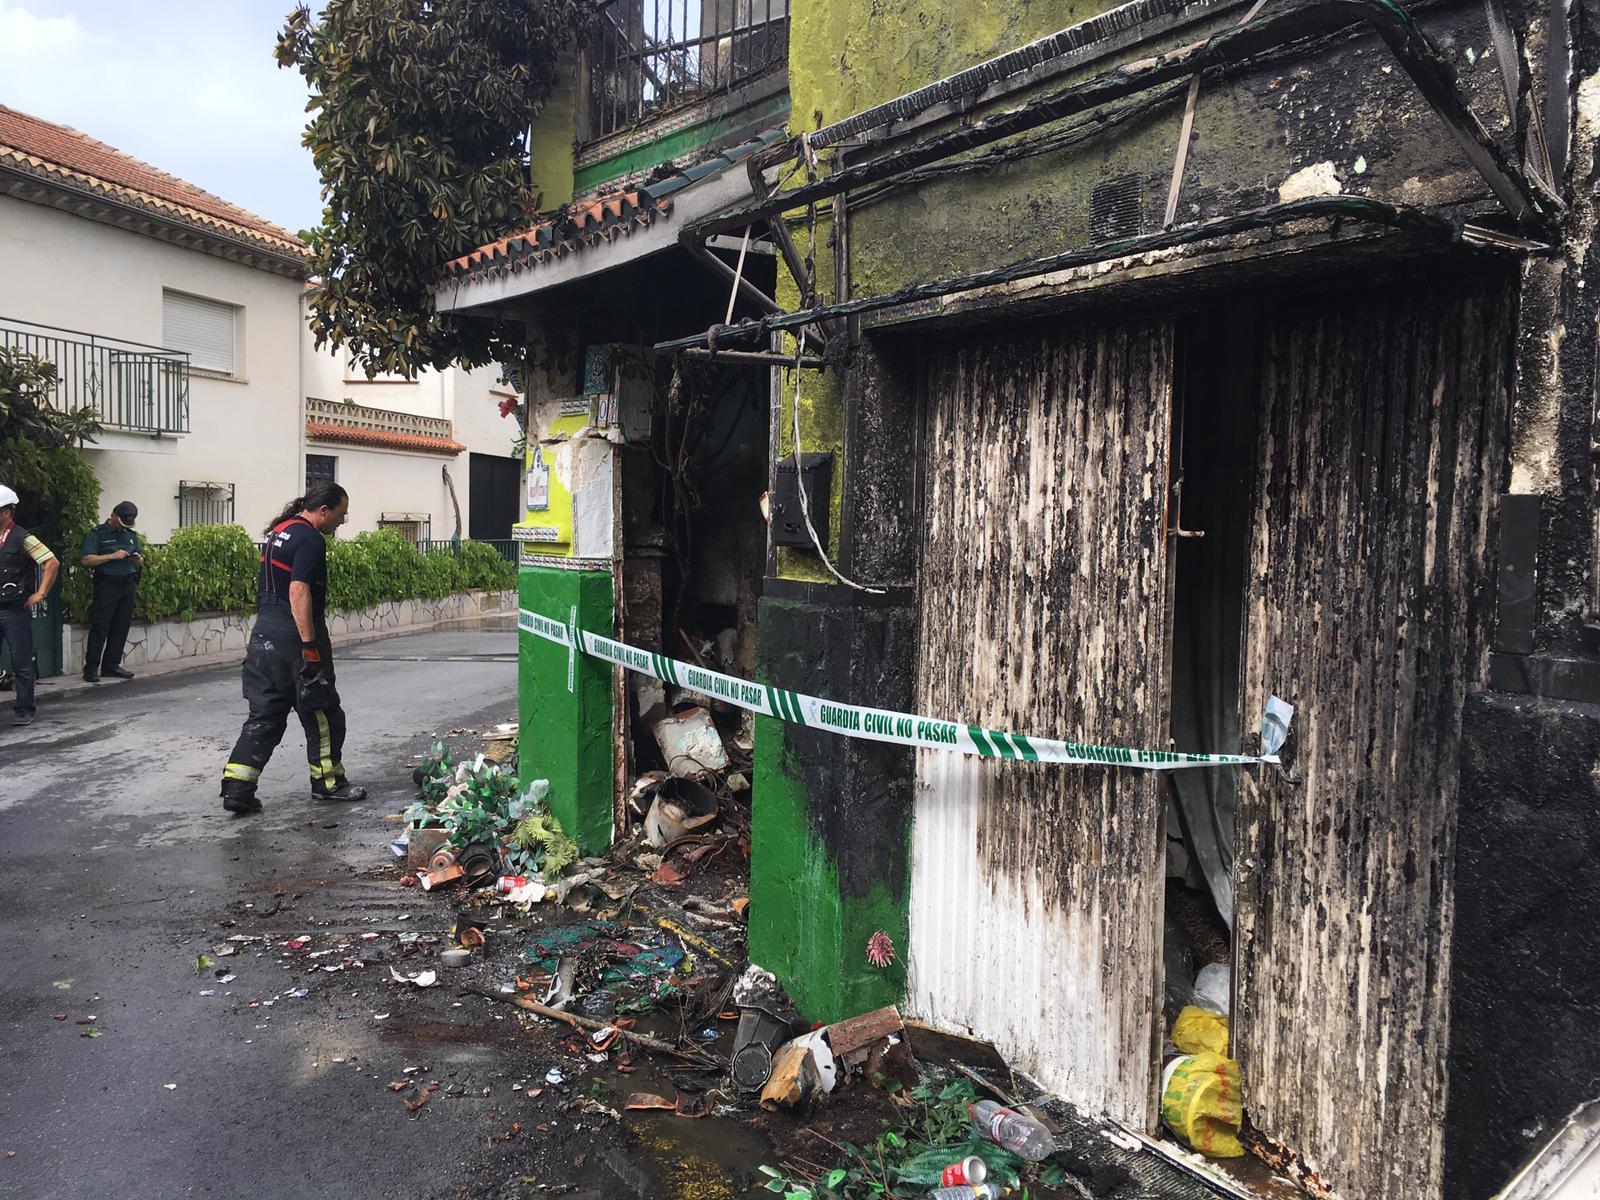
[[221, 780, 263, 815], [311, 781, 367, 802]]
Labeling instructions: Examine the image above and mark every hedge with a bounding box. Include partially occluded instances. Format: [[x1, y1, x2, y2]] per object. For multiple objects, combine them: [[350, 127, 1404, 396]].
[[64, 526, 515, 624]]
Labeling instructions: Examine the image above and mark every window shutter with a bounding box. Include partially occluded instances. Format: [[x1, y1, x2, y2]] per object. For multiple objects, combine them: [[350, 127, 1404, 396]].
[[162, 291, 236, 374]]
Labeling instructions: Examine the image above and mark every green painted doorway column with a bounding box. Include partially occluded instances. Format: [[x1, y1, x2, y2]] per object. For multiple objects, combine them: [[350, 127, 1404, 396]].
[[518, 562, 614, 854]]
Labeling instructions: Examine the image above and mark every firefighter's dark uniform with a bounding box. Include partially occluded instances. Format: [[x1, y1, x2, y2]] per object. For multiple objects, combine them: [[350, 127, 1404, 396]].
[[220, 515, 353, 809]]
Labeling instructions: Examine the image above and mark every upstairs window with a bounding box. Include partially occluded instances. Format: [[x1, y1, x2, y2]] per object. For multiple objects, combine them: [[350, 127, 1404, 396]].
[[162, 290, 237, 376], [586, 0, 789, 142]]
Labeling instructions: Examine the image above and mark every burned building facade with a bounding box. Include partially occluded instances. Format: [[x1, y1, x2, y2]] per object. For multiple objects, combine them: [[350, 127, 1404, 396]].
[[433, 2, 1600, 1197]]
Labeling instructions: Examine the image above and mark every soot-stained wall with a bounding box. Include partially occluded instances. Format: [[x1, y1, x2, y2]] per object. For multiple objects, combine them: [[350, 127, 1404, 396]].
[[1446, 692, 1600, 1198]]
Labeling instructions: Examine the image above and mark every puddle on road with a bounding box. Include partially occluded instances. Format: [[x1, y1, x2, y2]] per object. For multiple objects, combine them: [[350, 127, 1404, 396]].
[[527, 1023, 773, 1200]]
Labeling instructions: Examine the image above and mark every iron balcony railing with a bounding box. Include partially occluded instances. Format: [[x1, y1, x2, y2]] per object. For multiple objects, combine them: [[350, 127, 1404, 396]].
[[0, 317, 190, 435], [587, 0, 789, 142]]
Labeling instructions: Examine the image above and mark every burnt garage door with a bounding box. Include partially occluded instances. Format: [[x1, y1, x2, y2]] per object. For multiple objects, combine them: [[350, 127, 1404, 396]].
[[910, 317, 1175, 1126], [1236, 277, 1512, 1200]]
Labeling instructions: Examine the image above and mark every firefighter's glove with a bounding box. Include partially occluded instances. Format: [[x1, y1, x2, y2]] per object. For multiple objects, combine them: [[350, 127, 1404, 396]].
[[298, 643, 333, 711]]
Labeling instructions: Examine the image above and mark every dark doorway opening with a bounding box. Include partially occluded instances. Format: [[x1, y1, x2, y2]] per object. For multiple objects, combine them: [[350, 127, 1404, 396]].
[[468, 452, 522, 541], [1163, 308, 1259, 1022]]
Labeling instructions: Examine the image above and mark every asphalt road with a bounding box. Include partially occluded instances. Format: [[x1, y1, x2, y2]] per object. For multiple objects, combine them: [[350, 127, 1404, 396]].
[[0, 628, 539, 1200]]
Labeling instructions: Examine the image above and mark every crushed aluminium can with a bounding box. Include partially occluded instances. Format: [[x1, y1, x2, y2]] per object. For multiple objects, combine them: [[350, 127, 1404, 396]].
[[939, 1156, 988, 1187]]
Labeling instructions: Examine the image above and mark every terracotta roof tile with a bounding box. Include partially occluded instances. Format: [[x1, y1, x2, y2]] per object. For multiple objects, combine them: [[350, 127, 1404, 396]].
[[306, 421, 465, 456], [435, 126, 788, 286], [439, 188, 670, 281], [0, 104, 307, 259]]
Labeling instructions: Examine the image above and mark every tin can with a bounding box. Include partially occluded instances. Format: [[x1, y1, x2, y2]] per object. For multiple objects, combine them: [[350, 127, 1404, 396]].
[[939, 1156, 988, 1187], [497, 876, 530, 893]]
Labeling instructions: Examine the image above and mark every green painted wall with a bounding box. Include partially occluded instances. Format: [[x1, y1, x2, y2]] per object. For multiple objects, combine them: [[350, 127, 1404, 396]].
[[529, 55, 578, 209], [573, 89, 790, 194], [749, 714, 909, 1022], [791, 1, 1122, 127], [519, 564, 614, 854]]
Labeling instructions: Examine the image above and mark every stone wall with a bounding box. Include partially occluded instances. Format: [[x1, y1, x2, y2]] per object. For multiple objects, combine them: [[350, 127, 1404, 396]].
[[65, 588, 515, 674]]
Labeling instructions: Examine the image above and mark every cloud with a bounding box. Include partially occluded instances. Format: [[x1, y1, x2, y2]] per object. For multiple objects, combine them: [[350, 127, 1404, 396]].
[[0, 0, 321, 233]]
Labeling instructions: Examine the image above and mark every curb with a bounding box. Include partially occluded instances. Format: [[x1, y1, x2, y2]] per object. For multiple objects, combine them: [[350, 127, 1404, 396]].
[[33, 608, 517, 697]]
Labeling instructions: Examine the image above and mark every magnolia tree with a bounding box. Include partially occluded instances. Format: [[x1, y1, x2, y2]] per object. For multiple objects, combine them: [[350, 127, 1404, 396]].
[[275, 0, 587, 377]]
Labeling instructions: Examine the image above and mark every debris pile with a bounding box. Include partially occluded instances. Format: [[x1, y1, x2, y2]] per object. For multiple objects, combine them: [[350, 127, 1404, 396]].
[[379, 723, 1204, 1199], [399, 738, 577, 896]]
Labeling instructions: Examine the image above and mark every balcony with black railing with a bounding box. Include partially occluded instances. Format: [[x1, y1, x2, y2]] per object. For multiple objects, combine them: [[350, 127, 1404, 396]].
[[586, 0, 789, 144], [0, 317, 190, 435]]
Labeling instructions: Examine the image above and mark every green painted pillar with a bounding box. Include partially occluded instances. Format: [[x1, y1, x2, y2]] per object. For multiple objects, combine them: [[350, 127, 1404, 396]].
[[518, 564, 614, 854], [748, 589, 914, 1024]]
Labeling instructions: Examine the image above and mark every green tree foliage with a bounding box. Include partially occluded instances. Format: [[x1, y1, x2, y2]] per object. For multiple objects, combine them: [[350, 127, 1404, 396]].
[[275, 0, 586, 376], [0, 347, 102, 568]]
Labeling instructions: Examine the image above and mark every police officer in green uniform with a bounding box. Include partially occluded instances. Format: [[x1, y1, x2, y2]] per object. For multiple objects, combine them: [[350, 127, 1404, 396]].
[[79, 500, 142, 683]]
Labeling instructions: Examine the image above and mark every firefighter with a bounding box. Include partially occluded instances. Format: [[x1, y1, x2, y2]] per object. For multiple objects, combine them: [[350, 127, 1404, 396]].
[[219, 482, 367, 814], [0, 483, 60, 727]]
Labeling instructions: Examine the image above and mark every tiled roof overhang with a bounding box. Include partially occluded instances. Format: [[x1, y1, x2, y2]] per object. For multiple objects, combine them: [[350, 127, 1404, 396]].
[[0, 104, 308, 275], [432, 127, 786, 313], [306, 421, 465, 456], [439, 189, 671, 282]]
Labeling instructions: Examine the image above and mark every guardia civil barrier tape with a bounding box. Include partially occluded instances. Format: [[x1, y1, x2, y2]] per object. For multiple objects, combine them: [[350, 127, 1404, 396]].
[[520, 609, 1293, 771]]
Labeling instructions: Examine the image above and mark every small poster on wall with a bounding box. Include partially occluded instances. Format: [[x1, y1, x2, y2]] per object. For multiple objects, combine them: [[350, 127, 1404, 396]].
[[528, 450, 551, 511]]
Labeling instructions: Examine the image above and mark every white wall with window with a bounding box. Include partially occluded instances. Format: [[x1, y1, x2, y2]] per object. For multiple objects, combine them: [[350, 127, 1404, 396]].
[[300, 293, 523, 540], [0, 196, 305, 541]]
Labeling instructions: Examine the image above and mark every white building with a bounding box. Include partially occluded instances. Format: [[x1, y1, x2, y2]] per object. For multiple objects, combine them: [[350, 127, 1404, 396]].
[[299, 314, 523, 543], [0, 103, 525, 546], [0, 103, 308, 541]]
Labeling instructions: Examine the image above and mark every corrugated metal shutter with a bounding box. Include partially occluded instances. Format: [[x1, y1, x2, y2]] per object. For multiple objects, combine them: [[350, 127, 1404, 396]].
[[911, 318, 1174, 1125], [162, 290, 235, 374], [1236, 276, 1512, 1200]]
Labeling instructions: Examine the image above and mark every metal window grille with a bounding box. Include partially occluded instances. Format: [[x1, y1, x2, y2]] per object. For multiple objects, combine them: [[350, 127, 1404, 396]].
[[587, 0, 788, 142], [378, 513, 431, 545], [306, 454, 338, 490], [177, 480, 236, 527]]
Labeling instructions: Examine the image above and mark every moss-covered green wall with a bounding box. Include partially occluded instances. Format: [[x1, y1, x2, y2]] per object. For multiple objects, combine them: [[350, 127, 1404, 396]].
[[529, 56, 578, 209], [790, 2, 1124, 127]]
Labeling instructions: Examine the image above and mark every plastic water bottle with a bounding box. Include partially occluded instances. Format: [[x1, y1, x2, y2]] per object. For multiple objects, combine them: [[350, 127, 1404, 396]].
[[926, 1185, 1004, 1199], [969, 1099, 1053, 1161]]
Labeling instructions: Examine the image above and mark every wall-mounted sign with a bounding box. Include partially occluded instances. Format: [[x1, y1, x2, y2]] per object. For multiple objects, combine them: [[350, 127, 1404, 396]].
[[527, 451, 550, 511]]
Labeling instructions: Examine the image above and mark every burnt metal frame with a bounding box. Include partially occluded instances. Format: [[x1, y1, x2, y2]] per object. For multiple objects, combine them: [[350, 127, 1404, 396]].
[[657, 0, 1559, 358]]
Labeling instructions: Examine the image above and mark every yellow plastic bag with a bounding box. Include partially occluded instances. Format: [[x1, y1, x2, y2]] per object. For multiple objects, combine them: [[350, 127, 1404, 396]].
[[1172, 1005, 1230, 1056], [1161, 1052, 1244, 1158]]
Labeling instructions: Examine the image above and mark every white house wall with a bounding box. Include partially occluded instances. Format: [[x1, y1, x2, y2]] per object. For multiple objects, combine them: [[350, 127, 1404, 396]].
[[300, 305, 521, 536], [0, 196, 304, 541]]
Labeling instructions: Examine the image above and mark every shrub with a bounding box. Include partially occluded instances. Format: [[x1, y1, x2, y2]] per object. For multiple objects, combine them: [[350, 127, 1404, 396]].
[[131, 524, 258, 622], [455, 538, 515, 591], [71, 528, 514, 625], [419, 548, 458, 600]]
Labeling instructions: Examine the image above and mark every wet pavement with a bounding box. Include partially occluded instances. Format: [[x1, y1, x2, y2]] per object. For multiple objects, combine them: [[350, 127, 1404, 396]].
[[0, 623, 1238, 1200], [0, 628, 554, 1200]]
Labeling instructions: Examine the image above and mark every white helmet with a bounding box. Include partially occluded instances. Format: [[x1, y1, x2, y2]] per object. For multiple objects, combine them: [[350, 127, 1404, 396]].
[[0, 485, 17, 509]]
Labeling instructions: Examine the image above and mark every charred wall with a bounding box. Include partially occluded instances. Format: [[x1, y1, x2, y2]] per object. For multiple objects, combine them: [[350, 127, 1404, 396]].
[[1445, 692, 1600, 1199]]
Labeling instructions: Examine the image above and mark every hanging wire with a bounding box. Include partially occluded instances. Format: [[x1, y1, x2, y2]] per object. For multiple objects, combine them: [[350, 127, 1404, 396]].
[[785, 131, 884, 595]]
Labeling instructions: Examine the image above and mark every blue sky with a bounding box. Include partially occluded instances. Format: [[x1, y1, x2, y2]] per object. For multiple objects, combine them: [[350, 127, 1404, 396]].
[[0, 0, 324, 235]]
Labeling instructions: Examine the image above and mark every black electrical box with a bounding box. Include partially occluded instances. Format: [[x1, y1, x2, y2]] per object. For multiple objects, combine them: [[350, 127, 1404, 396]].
[[770, 452, 833, 552]]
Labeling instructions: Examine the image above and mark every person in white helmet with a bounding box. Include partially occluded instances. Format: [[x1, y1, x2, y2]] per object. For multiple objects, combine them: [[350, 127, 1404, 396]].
[[0, 484, 60, 726]]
